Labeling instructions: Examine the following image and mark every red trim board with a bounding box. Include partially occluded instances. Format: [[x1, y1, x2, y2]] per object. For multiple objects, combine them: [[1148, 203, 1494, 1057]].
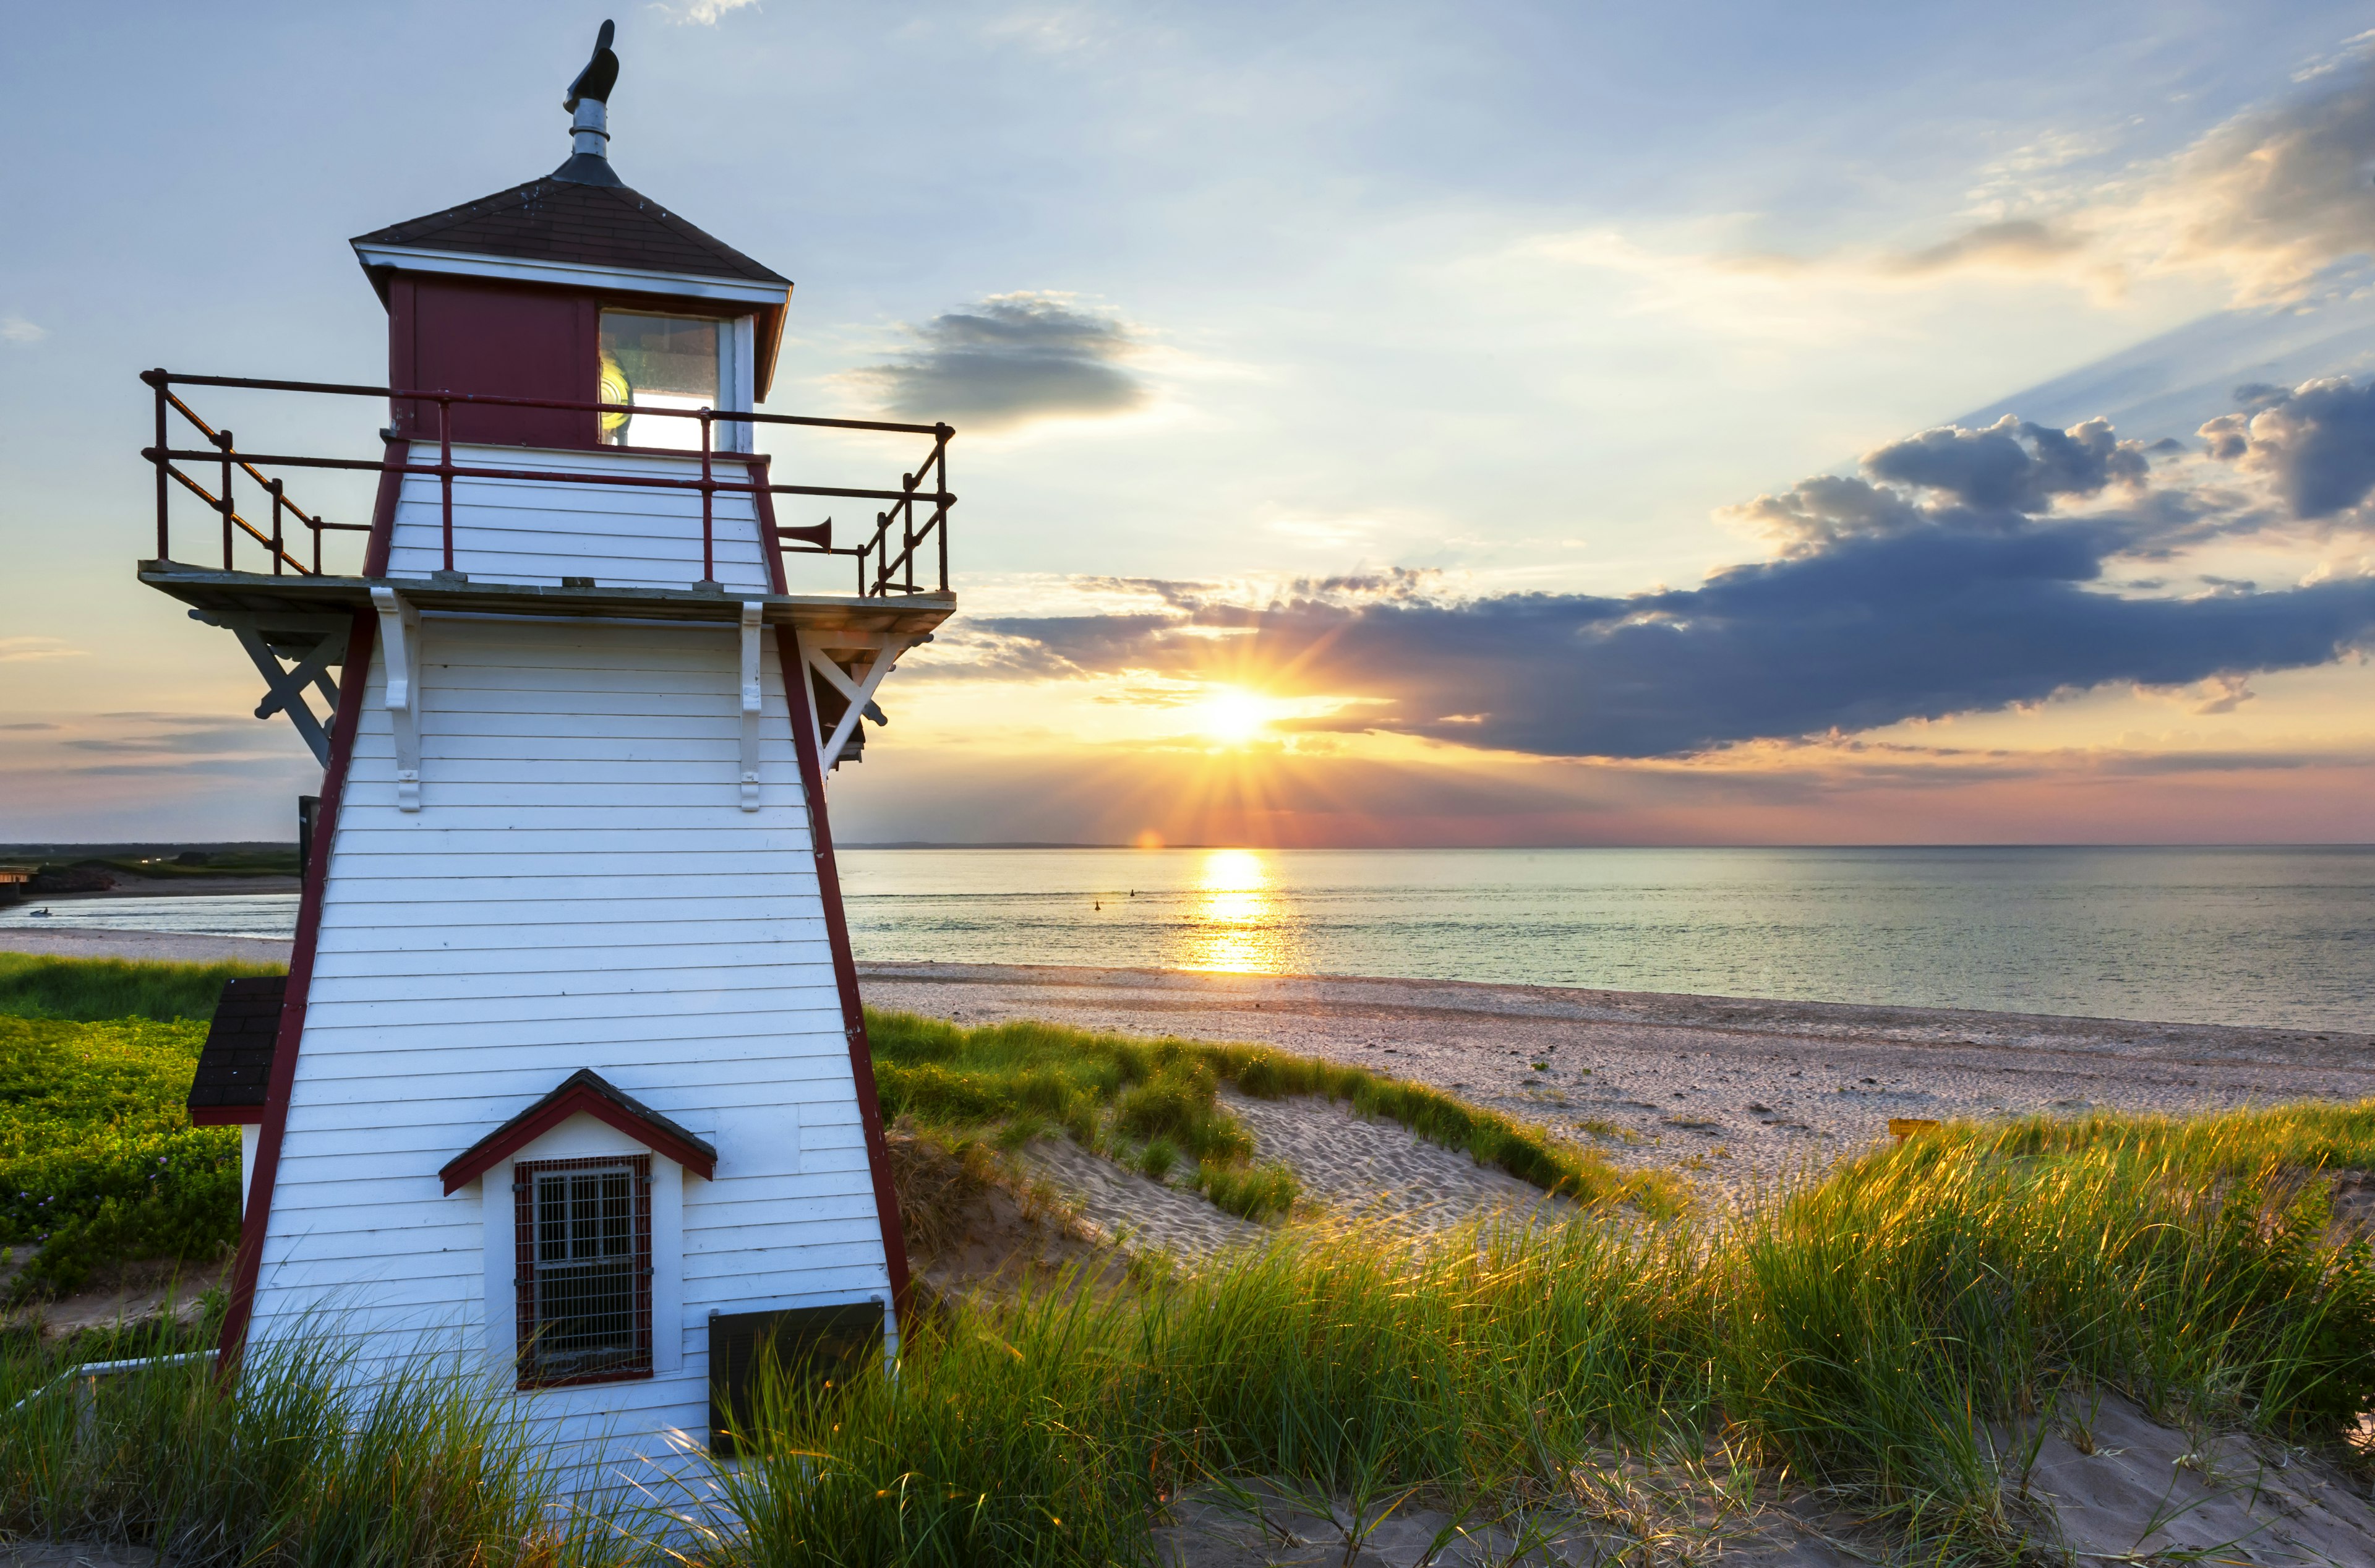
[[216, 607, 376, 1374], [774, 622, 912, 1309], [440, 1072, 718, 1193]]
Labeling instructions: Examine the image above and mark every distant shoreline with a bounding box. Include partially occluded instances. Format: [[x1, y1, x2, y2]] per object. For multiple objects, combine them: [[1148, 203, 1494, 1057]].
[[5, 875, 302, 902]]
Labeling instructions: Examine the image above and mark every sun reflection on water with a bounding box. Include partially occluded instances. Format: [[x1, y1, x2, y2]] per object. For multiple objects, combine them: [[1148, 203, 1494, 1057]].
[[1175, 848, 1287, 973]]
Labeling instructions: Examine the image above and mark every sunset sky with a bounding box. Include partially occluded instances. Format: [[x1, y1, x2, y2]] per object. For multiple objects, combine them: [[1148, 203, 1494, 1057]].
[[10, 2, 2375, 845]]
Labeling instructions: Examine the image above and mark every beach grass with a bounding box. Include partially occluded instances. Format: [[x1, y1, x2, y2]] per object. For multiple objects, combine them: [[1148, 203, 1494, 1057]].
[[865, 1009, 1673, 1218], [0, 953, 283, 1024], [711, 1102, 2375, 1566], [4, 953, 2373, 1564], [0, 1304, 638, 1567]]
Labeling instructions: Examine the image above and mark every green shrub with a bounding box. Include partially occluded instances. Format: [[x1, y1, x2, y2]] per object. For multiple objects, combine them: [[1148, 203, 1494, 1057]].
[[0, 1015, 239, 1297]]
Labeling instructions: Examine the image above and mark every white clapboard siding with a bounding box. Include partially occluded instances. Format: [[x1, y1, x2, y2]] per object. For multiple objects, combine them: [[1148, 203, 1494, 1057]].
[[383, 443, 774, 591], [249, 615, 894, 1471]]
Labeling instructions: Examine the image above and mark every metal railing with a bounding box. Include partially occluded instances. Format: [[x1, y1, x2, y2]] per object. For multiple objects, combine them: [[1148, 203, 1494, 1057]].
[[139, 370, 954, 597]]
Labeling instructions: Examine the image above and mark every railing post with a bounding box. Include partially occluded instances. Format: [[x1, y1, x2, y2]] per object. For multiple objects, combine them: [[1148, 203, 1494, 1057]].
[[312, 503, 323, 576], [901, 473, 917, 594], [700, 408, 714, 585], [217, 429, 236, 570], [150, 371, 169, 562], [270, 478, 285, 576], [936, 426, 951, 592], [438, 397, 454, 572]]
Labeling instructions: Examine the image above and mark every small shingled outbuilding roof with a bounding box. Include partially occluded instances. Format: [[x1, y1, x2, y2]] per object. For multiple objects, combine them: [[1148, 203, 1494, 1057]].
[[189, 975, 285, 1125]]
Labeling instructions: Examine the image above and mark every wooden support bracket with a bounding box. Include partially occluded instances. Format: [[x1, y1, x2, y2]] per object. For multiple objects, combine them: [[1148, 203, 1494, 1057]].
[[369, 587, 422, 812], [189, 610, 349, 769], [798, 632, 910, 774], [738, 601, 764, 812]]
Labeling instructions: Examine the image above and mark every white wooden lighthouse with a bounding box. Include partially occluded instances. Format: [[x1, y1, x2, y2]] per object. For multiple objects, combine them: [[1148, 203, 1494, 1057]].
[[149, 24, 952, 1473]]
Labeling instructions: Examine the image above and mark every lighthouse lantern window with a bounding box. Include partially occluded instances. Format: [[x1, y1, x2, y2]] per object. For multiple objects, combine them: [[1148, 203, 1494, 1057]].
[[599, 311, 722, 450]]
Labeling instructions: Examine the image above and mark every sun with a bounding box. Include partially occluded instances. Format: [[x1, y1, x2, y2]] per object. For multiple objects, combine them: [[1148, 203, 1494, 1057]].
[[1192, 688, 1272, 745]]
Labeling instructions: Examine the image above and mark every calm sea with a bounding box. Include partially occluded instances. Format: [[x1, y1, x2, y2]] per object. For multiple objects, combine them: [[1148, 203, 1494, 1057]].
[[5, 847, 2371, 1031]]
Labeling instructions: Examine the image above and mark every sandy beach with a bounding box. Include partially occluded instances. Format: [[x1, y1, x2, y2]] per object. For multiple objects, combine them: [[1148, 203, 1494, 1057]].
[[0, 927, 297, 967], [862, 959, 2375, 1200]]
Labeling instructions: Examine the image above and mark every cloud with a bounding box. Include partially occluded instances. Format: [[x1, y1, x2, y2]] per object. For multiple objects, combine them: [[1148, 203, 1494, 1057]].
[[1910, 53, 2375, 302], [1860, 416, 2149, 512], [0, 317, 43, 345], [0, 637, 82, 663], [653, 0, 759, 23], [965, 391, 2375, 760], [852, 293, 1148, 431], [2149, 56, 2375, 299], [1887, 220, 2085, 277], [26, 711, 308, 765], [62, 727, 277, 755], [2199, 376, 2375, 520], [1638, 51, 2375, 307]]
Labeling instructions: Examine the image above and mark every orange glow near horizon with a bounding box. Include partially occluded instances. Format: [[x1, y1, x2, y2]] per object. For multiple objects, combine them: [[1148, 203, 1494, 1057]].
[[1175, 847, 1285, 973]]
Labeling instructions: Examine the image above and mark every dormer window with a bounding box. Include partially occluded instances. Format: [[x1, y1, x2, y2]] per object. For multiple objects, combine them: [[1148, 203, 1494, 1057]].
[[599, 311, 725, 450], [515, 1154, 651, 1384]]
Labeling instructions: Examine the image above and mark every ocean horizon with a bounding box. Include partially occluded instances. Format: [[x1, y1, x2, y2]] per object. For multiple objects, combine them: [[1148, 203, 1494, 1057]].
[[6, 844, 2371, 1034]]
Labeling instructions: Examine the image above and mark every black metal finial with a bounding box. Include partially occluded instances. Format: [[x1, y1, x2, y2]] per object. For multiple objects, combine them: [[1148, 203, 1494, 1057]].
[[564, 20, 619, 112], [552, 20, 625, 186]]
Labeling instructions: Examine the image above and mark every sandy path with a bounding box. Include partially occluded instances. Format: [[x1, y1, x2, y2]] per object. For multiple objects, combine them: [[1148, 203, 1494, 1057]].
[[1224, 1089, 1566, 1228], [862, 961, 2375, 1202], [1020, 1138, 1264, 1258], [1017, 1089, 1572, 1264]]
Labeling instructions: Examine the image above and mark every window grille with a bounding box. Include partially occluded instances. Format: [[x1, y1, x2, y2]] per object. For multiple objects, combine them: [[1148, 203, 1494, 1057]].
[[513, 1153, 652, 1387]]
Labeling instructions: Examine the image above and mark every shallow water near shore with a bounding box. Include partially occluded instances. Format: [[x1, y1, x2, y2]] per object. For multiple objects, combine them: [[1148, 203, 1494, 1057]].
[[8, 844, 2374, 1032], [841, 844, 2375, 1032]]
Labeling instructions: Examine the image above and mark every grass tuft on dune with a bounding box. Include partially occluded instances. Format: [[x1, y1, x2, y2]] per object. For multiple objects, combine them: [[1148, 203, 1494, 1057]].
[[866, 1009, 1672, 1219]]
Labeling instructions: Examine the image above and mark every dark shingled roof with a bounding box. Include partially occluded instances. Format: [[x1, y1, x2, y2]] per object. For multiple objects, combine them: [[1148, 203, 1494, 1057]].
[[190, 975, 285, 1121], [352, 178, 788, 288]]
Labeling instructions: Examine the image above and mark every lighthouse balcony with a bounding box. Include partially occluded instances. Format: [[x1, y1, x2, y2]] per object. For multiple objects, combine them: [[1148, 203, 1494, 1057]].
[[134, 369, 955, 642]]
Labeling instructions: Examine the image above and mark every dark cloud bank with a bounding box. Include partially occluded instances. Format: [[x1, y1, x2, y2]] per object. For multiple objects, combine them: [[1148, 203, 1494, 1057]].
[[974, 382, 2375, 759]]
